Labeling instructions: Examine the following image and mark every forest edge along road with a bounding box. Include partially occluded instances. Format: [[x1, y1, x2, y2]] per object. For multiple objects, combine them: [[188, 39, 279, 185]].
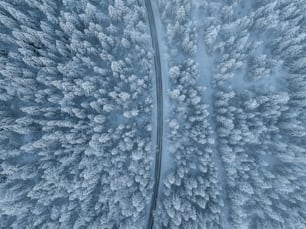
[[145, 0, 164, 228]]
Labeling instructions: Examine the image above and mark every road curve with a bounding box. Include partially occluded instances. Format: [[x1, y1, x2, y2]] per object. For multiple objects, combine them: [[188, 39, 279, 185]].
[[144, 0, 163, 229]]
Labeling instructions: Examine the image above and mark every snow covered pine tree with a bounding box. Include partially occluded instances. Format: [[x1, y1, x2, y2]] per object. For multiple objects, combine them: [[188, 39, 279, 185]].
[[1, 0, 306, 228]]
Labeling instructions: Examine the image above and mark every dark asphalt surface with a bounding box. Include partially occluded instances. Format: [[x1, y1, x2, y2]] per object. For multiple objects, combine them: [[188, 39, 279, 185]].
[[144, 0, 164, 228]]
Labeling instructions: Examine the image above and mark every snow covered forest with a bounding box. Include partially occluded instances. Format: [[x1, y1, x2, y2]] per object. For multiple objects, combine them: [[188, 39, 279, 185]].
[[0, 0, 306, 228]]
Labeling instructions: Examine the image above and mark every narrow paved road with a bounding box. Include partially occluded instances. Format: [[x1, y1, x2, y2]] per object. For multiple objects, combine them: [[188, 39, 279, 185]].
[[144, 0, 163, 228]]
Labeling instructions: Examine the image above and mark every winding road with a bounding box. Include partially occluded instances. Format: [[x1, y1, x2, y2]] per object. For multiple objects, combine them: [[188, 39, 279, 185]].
[[144, 0, 163, 228]]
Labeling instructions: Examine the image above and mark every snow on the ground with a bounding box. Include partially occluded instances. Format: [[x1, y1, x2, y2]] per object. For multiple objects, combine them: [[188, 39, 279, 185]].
[[150, 0, 173, 184], [193, 1, 233, 228]]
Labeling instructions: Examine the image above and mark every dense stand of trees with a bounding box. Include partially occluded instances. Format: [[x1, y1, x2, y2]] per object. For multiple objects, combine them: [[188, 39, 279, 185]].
[[202, 0, 306, 228], [0, 0, 154, 228], [1, 0, 306, 228], [156, 0, 306, 228], [155, 0, 223, 228]]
